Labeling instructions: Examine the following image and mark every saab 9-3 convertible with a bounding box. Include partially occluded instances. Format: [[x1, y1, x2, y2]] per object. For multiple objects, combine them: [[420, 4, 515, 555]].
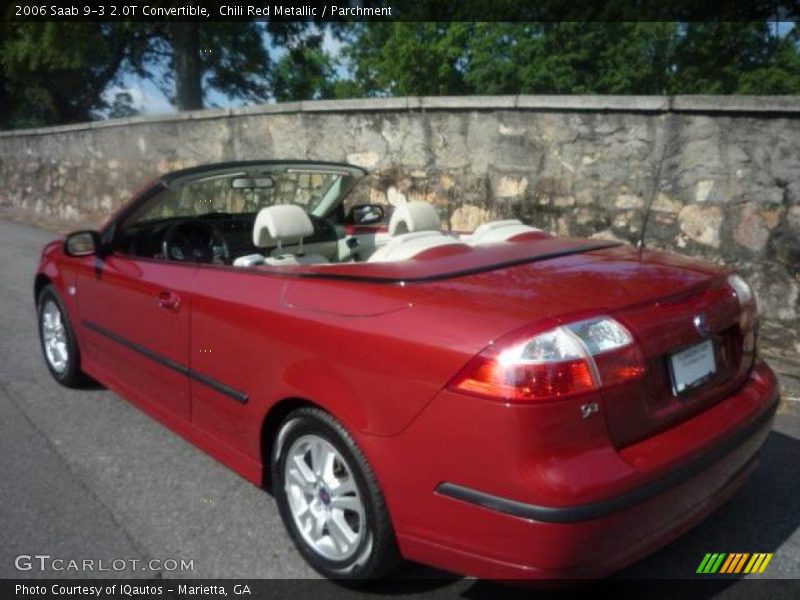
[[35, 161, 777, 580]]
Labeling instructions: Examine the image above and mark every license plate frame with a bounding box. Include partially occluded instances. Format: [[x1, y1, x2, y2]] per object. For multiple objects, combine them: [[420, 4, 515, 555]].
[[669, 339, 717, 396]]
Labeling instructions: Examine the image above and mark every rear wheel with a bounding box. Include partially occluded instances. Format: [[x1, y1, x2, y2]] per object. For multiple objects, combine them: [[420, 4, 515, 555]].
[[271, 407, 400, 580], [37, 285, 85, 387]]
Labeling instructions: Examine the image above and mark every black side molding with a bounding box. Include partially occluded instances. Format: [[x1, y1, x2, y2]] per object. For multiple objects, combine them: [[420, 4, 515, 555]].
[[436, 393, 778, 524], [82, 320, 249, 404]]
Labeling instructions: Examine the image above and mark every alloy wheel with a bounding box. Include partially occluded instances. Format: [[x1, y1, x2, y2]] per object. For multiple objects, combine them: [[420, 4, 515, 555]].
[[41, 299, 69, 374], [283, 434, 366, 562]]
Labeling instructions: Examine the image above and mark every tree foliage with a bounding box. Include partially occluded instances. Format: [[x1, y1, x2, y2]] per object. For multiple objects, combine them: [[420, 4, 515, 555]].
[[134, 22, 275, 110], [337, 21, 800, 98], [460, 23, 679, 94], [0, 20, 311, 127], [669, 22, 800, 93], [339, 23, 472, 96], [0, 22, 144, 127], [270, 31, 337, 103], [0, 19, 798, 130], [107, 91, 140, 119]]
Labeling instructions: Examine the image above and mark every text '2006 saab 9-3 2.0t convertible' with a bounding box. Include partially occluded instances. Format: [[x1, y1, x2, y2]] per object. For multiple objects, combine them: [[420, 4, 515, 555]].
[[35, 160, 777, 581]]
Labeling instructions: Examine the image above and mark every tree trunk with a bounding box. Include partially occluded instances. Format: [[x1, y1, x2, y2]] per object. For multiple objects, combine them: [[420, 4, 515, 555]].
[[0, 73, 8, 129], [172, 23, 203, 111]]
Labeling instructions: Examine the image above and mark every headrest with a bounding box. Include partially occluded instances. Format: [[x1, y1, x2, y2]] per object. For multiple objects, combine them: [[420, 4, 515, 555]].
[[253, 205, 315, 248], [388, 201, 441, 236]]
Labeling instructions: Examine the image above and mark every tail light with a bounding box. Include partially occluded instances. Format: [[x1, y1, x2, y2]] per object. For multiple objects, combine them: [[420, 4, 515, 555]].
[[449, 316, 645, 403], [728, 274, 758, 356]]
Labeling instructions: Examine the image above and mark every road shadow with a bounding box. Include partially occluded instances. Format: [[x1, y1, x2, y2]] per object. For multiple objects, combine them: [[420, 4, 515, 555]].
[[609, 429, 800, 580], [72, 375, 105, 391], [354, 428, 800, 599]]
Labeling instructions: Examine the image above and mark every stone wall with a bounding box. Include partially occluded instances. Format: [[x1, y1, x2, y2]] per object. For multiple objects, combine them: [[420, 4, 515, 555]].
[[0, 95, 798, 359]]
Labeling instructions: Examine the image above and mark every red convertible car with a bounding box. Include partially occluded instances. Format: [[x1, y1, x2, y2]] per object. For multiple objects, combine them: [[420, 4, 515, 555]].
[[35, 160, 777, 581]]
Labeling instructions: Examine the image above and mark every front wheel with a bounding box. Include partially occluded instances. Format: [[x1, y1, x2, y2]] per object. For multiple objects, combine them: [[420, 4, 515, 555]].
[[37, 285, 86, 387], [271, 407, 400, 580]]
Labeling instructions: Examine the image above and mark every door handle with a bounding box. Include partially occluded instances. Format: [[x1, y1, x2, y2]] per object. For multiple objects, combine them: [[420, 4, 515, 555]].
[[156, 291, 181, 311]]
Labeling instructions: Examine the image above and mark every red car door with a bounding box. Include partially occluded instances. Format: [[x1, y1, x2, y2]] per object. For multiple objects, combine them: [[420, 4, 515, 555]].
[[74, 254, 193, 422], [187, 266, 284, 459]]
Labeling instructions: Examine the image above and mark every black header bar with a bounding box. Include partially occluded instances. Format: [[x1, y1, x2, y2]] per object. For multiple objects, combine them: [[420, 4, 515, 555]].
[[3, 0, 799, 23]]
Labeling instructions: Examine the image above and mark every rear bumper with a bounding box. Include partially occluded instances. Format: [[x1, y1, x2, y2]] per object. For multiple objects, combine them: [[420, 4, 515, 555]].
[[377, 362, 778, 580], [434, 393, 776, 525]]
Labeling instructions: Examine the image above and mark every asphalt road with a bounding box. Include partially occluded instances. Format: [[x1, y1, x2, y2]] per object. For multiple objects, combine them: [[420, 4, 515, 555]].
[[1, 218, 798, 596]]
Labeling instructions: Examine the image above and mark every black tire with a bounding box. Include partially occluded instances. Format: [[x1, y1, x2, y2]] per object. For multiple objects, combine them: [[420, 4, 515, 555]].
[[271, 407, 400, 581], [37, 285, 86, 387]]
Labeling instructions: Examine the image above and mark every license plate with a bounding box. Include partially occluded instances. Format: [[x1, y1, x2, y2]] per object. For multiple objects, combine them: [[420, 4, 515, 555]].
[[669, 339, 716, 395]]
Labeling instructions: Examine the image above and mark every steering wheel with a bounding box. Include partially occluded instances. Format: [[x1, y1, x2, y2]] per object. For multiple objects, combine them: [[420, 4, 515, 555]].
[[162, 219, 230, 264]]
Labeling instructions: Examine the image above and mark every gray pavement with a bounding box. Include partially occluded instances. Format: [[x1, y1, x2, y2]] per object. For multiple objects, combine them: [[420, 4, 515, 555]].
[[0, 218, 798, 594]]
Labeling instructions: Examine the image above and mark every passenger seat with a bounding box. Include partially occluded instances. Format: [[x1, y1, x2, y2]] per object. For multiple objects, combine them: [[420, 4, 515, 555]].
[[248, 205, 329, 266], [369, 201, 468, 262]]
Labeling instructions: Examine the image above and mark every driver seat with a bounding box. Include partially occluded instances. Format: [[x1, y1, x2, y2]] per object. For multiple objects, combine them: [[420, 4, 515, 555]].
[[251, 205, 329, 266]]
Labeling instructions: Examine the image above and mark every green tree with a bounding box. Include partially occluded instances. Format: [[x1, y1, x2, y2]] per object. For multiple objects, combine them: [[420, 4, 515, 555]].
[[670, 22, 800, 94], [462, 22, 678, 95], [3, 19, 799, 130], [0, 20, 318, 127], [108, 91, 140, 119], [270, 31, 337, 102], [120, 22, 274, 111], [337, 21, 800, 97], [738, 31, 800, 93], [1, 23, 143, 127], [339, 22, 472, 96]]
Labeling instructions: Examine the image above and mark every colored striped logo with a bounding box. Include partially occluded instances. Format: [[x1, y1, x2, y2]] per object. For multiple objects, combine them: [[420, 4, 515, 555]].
[[696, 553, 773, 574]]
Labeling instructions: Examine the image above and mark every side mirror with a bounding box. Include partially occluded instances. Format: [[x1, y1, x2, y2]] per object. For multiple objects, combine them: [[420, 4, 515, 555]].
[[346, 204, 386, 226], [64, 230, 100, 257]]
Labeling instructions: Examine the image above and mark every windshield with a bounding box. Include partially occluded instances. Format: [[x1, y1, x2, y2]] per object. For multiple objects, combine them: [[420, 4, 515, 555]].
[[129, 169, 351, 226]]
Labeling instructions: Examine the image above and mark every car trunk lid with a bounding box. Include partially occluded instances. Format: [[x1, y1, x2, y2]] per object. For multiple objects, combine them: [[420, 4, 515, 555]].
[[421, 243, 749, 447], [599, 280, 750, 447]]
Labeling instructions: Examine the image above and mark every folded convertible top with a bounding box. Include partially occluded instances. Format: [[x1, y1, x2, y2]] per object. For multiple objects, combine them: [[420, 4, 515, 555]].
[[257, 237, 623, 284]]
